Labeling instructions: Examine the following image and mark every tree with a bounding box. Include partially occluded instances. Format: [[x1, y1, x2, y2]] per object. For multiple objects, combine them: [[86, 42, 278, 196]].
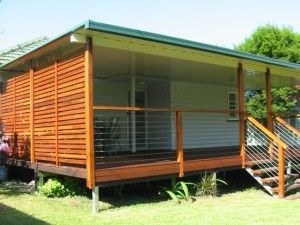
[[236, 25, 300, 119]]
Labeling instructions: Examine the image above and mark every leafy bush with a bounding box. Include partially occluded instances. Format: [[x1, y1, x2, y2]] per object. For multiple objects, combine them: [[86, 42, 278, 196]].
[[40, 176, 87, 198], [196, 172, 227, 197], [160, 179, 195, 203], [40, 178, 67, 197]]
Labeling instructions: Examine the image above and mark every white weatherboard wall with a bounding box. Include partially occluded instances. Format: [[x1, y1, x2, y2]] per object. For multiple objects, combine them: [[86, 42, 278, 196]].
[[171, 81, 239, 149], [93, 78, 173, 151], [146, 80, 173, 150], [94, 79, 130, 152]]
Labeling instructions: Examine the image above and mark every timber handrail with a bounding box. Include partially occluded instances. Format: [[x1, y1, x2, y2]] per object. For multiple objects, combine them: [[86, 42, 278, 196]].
[[247, 116, 288, 150], [275, 116, 300, 137], [93, 105, 240, 114], [246, 116, 287, 198]]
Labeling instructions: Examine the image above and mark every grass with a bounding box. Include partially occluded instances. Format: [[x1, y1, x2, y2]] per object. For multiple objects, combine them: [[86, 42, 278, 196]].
[[1, 182, 300, 225]]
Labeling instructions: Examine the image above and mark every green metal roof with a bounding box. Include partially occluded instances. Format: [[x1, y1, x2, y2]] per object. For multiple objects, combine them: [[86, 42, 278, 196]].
[[0, 36, 48, 66], [1, 20, 300, 71], [84, 20, 300, 70]]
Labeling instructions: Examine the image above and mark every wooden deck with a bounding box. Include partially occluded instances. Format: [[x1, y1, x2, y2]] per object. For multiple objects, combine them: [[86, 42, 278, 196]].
[[95, 146, 242, 184], [5, 158, 86, 179], [96, 146, 240, 168], [95, 155, 241, 184], [5, 146, 241, 185]]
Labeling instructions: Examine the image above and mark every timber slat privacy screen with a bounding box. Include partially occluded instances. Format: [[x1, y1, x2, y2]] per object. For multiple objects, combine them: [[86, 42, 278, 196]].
[[1, 73, 30, 158], [1, 53, 86, 166]]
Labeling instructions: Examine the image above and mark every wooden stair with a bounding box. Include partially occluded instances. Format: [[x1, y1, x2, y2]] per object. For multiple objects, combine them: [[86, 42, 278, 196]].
[[244, 116, 300, 198], [245, 160, 300, 197]]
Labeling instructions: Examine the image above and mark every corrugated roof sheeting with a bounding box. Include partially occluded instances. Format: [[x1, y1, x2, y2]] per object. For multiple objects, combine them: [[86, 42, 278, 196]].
[[0, 36, 48, 65]]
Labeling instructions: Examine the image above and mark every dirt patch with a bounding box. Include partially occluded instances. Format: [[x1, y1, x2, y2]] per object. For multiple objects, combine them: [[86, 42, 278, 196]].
[[1, 180, 35, 193]]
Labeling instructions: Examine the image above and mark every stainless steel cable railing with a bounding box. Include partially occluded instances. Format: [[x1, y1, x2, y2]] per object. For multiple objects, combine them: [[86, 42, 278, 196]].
[[274, 116, 300, 174]]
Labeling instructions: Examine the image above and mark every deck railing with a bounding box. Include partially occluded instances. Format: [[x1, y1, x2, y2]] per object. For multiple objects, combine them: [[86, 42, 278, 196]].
[[93, 105, 240, 177]]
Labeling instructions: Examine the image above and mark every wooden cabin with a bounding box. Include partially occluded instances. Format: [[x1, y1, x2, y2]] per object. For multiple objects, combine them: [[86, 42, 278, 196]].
[[0, 20, 300, 212]]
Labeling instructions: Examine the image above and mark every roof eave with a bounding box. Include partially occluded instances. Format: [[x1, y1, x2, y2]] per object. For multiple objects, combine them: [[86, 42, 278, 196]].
[[2, 19, 300, 72], [85, 20, 300, 70], [0, 21, 88, 70]]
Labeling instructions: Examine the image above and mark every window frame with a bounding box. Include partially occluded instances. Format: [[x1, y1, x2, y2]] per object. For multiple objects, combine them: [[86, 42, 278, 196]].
[[227, 91, 239, 121]]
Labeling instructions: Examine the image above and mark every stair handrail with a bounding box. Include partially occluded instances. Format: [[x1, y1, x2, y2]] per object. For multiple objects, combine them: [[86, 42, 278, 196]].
[[246, 116, 287, 198], [274, 115, 300, 175], [275, 116, 300, 137], [247, 116, 288, 150]]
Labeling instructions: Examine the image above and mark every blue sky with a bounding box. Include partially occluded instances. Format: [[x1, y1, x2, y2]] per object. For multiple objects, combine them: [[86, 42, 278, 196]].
[[1, 0, 300, 50]]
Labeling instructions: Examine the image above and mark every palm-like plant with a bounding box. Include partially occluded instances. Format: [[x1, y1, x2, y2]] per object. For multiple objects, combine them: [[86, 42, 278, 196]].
[[161, 180, 195, 203]]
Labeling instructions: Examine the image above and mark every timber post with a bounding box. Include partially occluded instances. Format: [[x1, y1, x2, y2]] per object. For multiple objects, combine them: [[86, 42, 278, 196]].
[[265, 68, 274, 158], [176, 111, 184, 177], [278, 145, 285, 198], [85, 36, 95, 189], [265, 68, 273, 132], [237, 63, 246, 167], [29, 68, 35, 163]]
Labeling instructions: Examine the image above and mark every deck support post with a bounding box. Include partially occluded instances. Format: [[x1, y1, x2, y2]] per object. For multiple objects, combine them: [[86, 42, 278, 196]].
[[176, 111, 184, 177], [237, 63, 246, 167], [265, 68, 274, 158], [212, 172, 217, 195], [278, 145, 285, 198], [265, 68, 273, 132], [85, 36, 95, 189], [130, 54, 136, 153], [34, 171, 44, 192], [287, 161, 292, 175], [92, 186, 99, 214]]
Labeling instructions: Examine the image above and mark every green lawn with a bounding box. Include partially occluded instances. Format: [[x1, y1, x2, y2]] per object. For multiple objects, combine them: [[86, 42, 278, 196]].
[[0, 183, 300, 225]]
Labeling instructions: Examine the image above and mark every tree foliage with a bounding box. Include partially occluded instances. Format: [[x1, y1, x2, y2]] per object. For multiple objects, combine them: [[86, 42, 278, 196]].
[[236, 25, 300, 119], [246, 88, 297, 119], [237, 24, 300, 63]]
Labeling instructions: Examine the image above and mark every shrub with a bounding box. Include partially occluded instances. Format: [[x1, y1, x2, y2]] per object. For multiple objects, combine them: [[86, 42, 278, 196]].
[[196, 172, 227, 197], [40, 176, 87, 198], [160, 179, 196, 203], [40, 178, 67, 197]]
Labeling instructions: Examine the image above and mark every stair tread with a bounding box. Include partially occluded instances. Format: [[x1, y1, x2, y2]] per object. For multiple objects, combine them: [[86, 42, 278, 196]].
[[252, 167, 278, 175], [295, 178, 300, 184], [261, 174, 299, 184], [273, 183, 300, 193], [271, 184, 290, 193], [244, 159, 272, 167], [286, 183, 300, 192]]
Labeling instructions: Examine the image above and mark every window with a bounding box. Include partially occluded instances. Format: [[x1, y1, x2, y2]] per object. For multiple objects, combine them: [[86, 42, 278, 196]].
[[228, 92, 238, 120]]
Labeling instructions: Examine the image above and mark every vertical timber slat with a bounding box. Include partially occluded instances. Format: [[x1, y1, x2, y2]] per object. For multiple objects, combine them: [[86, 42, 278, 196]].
[[278, 145, 285, 198], [54, 61, 59, 166], [85, 37, 95, 188], [13, 77, 16, 156], [265, 68, 273, 132], [237, 63, 246, 167], [30, 68, 35, 163], [176, 111, 184, 177]]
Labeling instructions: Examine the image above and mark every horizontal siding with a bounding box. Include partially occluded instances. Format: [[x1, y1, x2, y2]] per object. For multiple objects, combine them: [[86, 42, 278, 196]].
[[94, 79, 129, 106], [171, 81, 239, 148]]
